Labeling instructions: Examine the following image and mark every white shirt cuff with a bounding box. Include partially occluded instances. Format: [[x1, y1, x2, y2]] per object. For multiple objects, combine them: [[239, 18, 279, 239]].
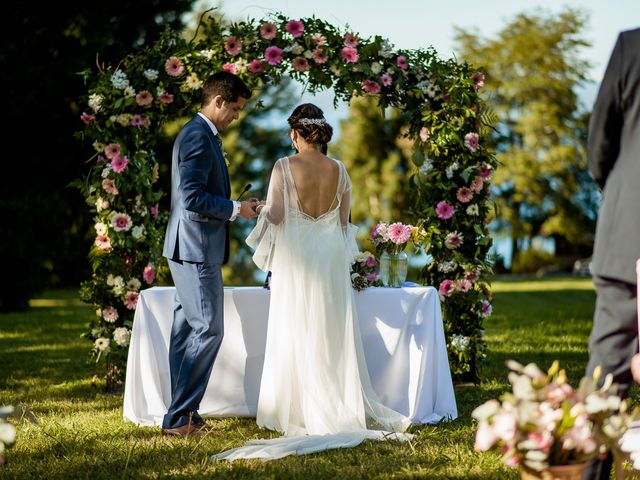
[[229, 201, 241, 221]]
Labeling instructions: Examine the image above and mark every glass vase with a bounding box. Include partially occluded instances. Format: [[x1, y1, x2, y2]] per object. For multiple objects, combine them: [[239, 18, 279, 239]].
[[379, 251, 408, 287]]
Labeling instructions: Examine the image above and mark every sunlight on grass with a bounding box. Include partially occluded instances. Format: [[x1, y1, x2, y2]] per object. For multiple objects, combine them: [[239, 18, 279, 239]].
[[29, 298, 84, 307], [492, 276, 594, 293]]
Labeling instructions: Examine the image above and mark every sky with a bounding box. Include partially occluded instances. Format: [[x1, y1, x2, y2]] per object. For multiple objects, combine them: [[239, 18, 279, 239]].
[[198, 0, 640, 127]]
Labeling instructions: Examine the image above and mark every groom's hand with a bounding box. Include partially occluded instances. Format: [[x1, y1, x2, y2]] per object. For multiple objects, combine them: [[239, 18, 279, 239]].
[[239, 199, 259, 219]]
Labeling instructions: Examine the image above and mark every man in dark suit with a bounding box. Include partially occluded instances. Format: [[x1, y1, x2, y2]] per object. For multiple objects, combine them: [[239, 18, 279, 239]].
[[161, 72, 258, 436], [585, 27, 640, 479]]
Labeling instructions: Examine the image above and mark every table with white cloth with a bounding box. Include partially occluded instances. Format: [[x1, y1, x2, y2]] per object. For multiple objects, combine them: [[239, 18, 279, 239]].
[[123, 285, 458, 426]]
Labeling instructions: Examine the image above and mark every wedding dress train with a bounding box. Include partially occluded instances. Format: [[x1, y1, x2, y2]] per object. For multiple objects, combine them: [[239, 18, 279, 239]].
[[212, 157, 413, 461]]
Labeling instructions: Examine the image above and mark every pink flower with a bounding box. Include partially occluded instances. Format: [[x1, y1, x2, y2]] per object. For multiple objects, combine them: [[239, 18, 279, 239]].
[[474, 422, 498, 452], [94, 234, 112, 251], [528, 432, 554, 452], [102, 179, 118, 195], [111, 154, 129, 173], [292, 56, 310, 72], [470, 176, 484, 193], [381, 73, 393, 87], [492, 412, 516, 442], [465, 270, 480, 283], [343, 32, 359, 48], [387, 222, 412, 244], [143, 265, 156, 284], [285, 20, 304, 38], [455, 278, 472, 292], [362, 80, 381, 95], [436, 201, 455, 220], [260, 22, 277, 40], [81, 111, 95, 124], [445, 231, 464, 249], [131, 114, 150, 128], [97, 155, 107, 165], [419, 127, 430, 142], [150, 203, 159, 218], [222, 63, 237, 75], [504, 454, 520, 468], [111, 213, 132, 232], [265, 46, 283, 65], [366, 272, 379, 283], [312, 47, 328, 64], [439, 279, 455, 297], [124, 291, 139, 310], [479, 161, 493, 180], [104, 143, 121, 160], [396, 55, 408, 70], [464, 132, 480, 152], [480, 300, 492, 318], [471, 71, 485, 90], [135, 90, 153, 107], [365, 256, 377, 268], [456, 186, 474, 203], [102, 306, 119, 323], [159, 92, 174, 105], [311, 33, 326, 46], [165, 56, 185, 77], [225, 36, 242, 56], [341, 47, 359, 63], [248, 59, 264, 73]]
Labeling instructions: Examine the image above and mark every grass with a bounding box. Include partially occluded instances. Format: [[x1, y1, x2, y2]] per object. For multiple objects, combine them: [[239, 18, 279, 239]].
[[0, 276, 607, 479]]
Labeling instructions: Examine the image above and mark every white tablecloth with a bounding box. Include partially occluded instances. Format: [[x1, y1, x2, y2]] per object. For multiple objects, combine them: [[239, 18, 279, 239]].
[[124, 286, 457, 426]]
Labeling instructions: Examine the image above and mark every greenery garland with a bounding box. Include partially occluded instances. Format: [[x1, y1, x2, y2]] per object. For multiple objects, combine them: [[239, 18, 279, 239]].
[[76, 11, 497, 385]]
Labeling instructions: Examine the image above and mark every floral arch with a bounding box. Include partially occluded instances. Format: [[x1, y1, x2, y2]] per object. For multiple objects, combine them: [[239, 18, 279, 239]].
[[77, 11, 497, 385]]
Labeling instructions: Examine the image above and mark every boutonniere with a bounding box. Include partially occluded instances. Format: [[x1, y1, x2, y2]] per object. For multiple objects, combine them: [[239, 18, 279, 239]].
[[223, 149, 230, 167]]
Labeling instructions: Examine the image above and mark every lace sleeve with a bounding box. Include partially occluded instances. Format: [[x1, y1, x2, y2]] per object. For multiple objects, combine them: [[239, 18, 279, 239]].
[[246, 159, 286, 271]]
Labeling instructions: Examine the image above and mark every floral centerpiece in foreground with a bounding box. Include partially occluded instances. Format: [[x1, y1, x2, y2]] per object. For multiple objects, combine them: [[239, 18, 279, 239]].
[[473, 360, 640, 476], [370, 222, 424, 287], [350, 251, 380, 291]]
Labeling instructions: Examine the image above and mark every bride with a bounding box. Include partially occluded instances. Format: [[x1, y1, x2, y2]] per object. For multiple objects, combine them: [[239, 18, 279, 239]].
[[213, 103, 412, 461]]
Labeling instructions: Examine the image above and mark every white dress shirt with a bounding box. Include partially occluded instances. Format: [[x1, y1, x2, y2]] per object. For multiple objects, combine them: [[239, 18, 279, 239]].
[[197, 112, 241, 221]]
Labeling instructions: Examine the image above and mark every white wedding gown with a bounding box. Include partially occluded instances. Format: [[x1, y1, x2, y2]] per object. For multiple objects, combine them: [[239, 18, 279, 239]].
[[212, 157, 412, 462]]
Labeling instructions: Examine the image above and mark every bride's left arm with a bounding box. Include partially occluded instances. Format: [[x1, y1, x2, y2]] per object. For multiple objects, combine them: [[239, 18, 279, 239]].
[[339, 166, 359, 256], [258, 160, 285, 225]]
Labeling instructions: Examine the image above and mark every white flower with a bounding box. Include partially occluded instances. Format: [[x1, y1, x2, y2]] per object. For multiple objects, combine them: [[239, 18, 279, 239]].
[[88, 93, 104, 113], [115, 114, 131, 126], [417, 80, 430, 94], [426, 83, 439, 98], [127, 278, 141, 291], [93, 141, 105, 152], [446, 162, 459, 179], [95, 198, 109, 212], [438, 260, 456, 273], [123, 86, 136, 98], [113, 327, 131, 347], [451, 334, 470, 352], [0, 421, 16, 446], [111, 275, 125, 295], [101, 164, 113, 178], [466, 204, 480, 216], [95, 308, 102, 317], [378, 39, 394, 58], [131, 225, 146, 240], [351, 272, 361, 281], [419, 158, 433, 175], [330, 64, 342, 77], [303, 50, 313, 59], [94, 337, 110, 351], [200, 49, 214, 60], [110, 69, 130, 89], [185, 72, 203, 90], [371, 62, 382, 74], [94, 222, 107, 235], [143, 68, 159, 81], [233, 59, 248, 74], [106, 274, 115, 286]]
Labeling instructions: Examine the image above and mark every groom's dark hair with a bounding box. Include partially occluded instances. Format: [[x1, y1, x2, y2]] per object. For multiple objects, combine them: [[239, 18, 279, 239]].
[[201, 72, 252, 107]]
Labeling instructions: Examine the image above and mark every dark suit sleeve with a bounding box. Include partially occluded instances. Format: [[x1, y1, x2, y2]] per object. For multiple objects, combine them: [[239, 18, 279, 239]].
[[588, 33, 624, 189], [179, 128, 234, 220]]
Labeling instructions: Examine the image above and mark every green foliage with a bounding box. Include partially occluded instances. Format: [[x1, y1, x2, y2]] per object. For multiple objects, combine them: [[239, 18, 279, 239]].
[[453, 8, 598, 261], [77, 11, 498, 383], [511, 248, 556, 274]]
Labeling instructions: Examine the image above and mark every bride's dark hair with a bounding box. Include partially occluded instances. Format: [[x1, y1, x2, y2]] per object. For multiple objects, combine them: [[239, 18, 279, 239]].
[[287, 103, 333, 147]]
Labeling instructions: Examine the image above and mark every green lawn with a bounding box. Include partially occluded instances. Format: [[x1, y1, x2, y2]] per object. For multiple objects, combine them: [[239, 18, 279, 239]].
[[0, 277, 604, 479]]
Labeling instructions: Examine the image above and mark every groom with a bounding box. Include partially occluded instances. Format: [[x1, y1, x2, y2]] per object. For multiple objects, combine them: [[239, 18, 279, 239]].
[[162, 71, 258, 436]]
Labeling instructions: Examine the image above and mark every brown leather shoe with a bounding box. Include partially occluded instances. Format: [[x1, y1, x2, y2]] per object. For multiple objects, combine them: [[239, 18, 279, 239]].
[[161, 422, 204, 437]]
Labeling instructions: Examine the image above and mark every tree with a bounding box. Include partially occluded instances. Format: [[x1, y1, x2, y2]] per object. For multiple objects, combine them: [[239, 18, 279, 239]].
[[0, 0, 196, 311], [453, 8, 598, 264], [333, 97, 412, 231]]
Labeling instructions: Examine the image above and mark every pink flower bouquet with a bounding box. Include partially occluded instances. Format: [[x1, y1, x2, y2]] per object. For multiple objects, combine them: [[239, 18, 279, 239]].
[[473, 360, 639, 474], [371, 221, 423, 255]]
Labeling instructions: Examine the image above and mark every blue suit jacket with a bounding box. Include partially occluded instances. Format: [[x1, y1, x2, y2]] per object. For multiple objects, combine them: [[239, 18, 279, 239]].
[[163, 115, 234, 264]]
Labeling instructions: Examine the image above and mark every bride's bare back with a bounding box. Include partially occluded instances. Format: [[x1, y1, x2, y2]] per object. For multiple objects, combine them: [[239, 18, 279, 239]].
[[287, 152, 340, 219]]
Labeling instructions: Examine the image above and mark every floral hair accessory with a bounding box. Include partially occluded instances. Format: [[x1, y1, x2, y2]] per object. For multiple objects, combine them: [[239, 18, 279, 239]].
[[297, 118, 327, 126]]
